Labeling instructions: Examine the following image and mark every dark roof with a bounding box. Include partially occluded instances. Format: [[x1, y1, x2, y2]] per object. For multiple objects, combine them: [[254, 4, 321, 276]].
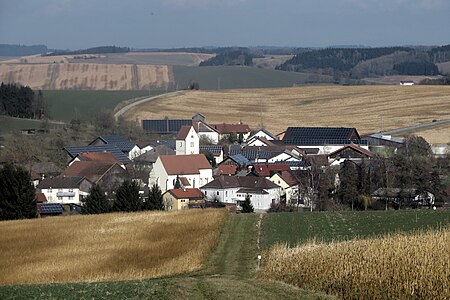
[[201, 176, 280, 190], [229, 154, 250, 166], [37, 176, 86, 189], [37, 203, 63, 215], [282, 127, 364, 145], [76, 152, 121, 164], [194, 121, 218, 133], [92, 135, 136, 152], [200, 145, 223, 156], [134, 145, 176, 163], [64, 145, 131, 164], [142, 119, 192, 133], [62, 162, 123, 184], [236, 188, 269, 195], [250, 128, 279, 140], [328, 144, 375, 158], [230, 146, 284, 161]]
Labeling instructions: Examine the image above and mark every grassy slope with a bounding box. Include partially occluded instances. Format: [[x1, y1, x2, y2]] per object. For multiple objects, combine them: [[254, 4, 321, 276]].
[[0, 116, 63, 134], [173, 65, 334, 90], [261, 210, 450, 248], [0, 214, 334, 300], [43, 90, 154, 122]]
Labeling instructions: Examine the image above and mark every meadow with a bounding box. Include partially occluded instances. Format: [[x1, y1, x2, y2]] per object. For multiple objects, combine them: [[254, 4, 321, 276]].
[[124, 85, 450, 143], [0, 209, 227, 285], [172, 65, 333, 90], [261, 210, 450, 248], [43, 90, 155, 122]]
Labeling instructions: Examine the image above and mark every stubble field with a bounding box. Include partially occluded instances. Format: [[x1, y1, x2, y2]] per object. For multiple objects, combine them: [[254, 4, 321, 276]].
[[0, 209, 227, 285], [124, 85, 450, 141]]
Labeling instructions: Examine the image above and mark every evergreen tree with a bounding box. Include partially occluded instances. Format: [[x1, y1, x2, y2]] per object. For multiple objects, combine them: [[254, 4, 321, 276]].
[[241, 194, 254, 213], [81, 184, 111, 214], [337, 160, 359, 210], [0, 163, 37, 220], [112, 180, 142, 212], [145, 184, 164, 211]]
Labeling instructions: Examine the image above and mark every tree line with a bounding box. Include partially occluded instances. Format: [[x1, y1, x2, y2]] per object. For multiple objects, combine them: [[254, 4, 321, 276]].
[[283, 136, 448, 212], [47, 46, 130, 56], [0, 163, 165, 220], [0, 82, 50, 119], [277, 46, 448, 79], [200, 49, 257, 67]]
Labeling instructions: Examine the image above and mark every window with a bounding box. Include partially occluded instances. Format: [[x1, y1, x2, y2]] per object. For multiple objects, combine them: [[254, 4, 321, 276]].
[[190, 142, 195, 147], [69, 189, 73, 192], [181, 199, 186, 202], [58, 196, 63, 200], [205, 191, 207, 195], [58, 188, 63, 192], [48, 188, 52, 193], [48, 196, 53, 201], [217, 191, 219, 195], [225, 191, 228, 197], [69, 196, 74, 200]]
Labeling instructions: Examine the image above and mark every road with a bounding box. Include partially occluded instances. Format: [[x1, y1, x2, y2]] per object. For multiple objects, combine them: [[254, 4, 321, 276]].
[[379, 119, 450, 135], [113, 90, 186, 120]]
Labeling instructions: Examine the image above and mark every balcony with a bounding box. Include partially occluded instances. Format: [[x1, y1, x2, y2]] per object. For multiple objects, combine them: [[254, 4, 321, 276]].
[[56, 192, 76, 197]]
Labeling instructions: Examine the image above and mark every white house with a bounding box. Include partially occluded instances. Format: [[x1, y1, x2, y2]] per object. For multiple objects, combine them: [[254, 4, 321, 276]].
[[247, 128, 278, 144], [194, 121, 220, 144], [36, 176, 92, 205], [270, 171, 300, 204], [176, 126, 200, 155], [200, 176, 281, 211], [149, 154, 213, 193]]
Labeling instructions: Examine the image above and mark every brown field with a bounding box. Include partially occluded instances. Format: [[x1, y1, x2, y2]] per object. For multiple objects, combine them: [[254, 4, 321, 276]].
[[261, 227, 450, 299], [0, 63, 171, 90], [253, 55, 294, 69], [363, 75, 442, 84], [124, 85, 450, 141], [0, 209, 227, 285]]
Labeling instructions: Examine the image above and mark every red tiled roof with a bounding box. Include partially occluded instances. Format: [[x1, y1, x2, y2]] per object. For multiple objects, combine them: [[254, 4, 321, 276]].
[[78, 152, 121, 164], [214, 165, 237, 176], [176, 126, 194, 140], [210, 123, 251, 134], [328, 144, 375, 158], [179, 176, 191, 187], [36, 192, 47, 203], [159, 154, 211, 175], [62, 161, 120, 183], [167, 188, 204, 200], [278, 171, 299, 187], [252, 163, 291, 177]]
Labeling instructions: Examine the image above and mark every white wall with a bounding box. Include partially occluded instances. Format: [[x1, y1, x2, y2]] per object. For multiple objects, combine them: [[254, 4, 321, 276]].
[[38, 187, 86, 205]]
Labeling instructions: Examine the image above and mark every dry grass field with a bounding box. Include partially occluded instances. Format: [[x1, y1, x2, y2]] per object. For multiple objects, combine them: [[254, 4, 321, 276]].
[[0, 63, 171, 90], [0, 209, 227, 285], [261, 227, 450, 299], [124, 85, 450, 141]]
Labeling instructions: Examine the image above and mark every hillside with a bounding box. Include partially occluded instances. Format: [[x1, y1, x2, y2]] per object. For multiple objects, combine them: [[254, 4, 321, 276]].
[[123, 85, 450, 143]]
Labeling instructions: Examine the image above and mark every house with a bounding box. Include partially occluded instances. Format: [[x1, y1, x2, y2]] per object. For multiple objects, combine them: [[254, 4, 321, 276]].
[[210, 123, 252, 142], [214, 164, 237, 176], [163, 188, 205, 210], [270, 171, 301, 204], [176, 126, 199, 155], [251, 163, 291, 178], [219, 154, 250, 169], [194, 120, 220, 144], [135, 141, 154, 154], [200, 176, 281, 211], [327, 144, 375, 166], [149, 154, 213, 192], [61, 161, 127, 192], [68, 152, 124, 169], [364, 134, 404, 153], [89, 135, 140, 159], [246, 136, 276, 147], [200, 145, 224, 165], [247, 128, 278, 142], [36, 176, 92, 205], [64, 145, 132, 166], [282, 127, 368, 154], [133, 144, 176, 169]]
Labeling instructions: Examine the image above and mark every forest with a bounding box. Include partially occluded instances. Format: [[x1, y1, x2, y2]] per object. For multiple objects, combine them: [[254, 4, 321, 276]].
[[0, 83, 49, 119]]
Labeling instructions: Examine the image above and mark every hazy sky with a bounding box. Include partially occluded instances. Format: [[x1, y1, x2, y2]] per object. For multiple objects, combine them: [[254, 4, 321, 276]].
[[0, 0, 449, 49]]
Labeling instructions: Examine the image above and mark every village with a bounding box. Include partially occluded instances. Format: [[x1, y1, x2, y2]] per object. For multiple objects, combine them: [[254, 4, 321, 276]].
[[31, 111, 442, 217]]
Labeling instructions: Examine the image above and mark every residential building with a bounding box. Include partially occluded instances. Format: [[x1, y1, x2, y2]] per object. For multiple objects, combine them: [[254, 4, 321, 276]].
[[149, 154, 213, 192], [200, 176, 281, 211], [163, 188, 205, 210], [327, 144, 375, 166], [89, 135, 140, 159], [36, 176, 92, 205], [270, 171, 300, 204], [210, 123, 252, 142], [176, 126, 199, 155], [200, 145, 224, 165]]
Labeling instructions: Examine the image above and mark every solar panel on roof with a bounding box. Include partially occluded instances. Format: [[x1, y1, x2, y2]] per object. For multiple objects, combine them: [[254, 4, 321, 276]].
[[38, 203, 63, 214], [142, 119, 192, 132], [64, 145, 131, 164]]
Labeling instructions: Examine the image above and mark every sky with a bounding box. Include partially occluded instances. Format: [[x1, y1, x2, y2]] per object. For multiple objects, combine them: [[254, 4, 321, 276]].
[[0, 0, 449, 50]]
